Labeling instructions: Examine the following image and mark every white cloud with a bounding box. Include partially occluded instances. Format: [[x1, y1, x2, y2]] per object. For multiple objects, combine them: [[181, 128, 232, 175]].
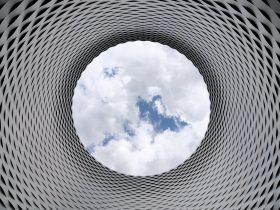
[[72, 41, 210, 176]]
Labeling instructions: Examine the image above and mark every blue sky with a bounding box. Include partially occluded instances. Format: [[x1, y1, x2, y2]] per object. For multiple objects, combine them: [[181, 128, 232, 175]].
[[88, 94, 190, 150], [137, 95, 188, 133], [72, 41, 210, 176]]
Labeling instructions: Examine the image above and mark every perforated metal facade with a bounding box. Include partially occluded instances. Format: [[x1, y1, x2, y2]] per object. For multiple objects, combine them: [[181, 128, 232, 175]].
[[0, 0, 280, 209]]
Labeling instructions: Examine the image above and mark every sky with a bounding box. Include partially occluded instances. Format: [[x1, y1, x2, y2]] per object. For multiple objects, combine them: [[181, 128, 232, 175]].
[[72, 41, 210, 176]]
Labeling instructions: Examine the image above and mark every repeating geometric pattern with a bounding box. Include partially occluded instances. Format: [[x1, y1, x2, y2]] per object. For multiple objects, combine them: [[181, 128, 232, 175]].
[[0, 0, 280, 209]]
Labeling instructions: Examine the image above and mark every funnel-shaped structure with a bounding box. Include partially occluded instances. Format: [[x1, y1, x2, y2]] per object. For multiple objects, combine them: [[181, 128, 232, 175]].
[[0, 0, 280, 209]]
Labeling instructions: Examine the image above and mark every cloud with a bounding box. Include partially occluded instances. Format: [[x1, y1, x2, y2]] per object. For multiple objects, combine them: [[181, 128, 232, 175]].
[[136, 95, 188, 133], [72, 41, 210, 176]]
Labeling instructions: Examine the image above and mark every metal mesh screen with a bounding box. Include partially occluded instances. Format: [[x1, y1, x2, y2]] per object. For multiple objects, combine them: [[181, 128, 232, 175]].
[[0, 0, 280, 209]]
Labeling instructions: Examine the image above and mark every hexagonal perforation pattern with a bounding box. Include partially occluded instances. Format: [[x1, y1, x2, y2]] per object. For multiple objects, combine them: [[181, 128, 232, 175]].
[[0, 0, 280, 209]]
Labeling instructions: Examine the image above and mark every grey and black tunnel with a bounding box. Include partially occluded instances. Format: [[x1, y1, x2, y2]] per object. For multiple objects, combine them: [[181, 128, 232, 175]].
[[0, 0, 280, 210]]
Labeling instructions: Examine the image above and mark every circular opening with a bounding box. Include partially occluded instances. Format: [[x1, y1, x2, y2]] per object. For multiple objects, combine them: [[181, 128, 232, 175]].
[[72, 41, 210, 176]]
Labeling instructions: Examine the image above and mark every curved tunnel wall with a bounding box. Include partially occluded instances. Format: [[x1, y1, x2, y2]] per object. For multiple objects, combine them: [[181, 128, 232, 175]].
[[0, 0, 280, 209]]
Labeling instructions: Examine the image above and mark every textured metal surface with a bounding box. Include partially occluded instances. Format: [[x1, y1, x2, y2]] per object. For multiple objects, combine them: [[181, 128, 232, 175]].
[[0, 0, 280, 209]]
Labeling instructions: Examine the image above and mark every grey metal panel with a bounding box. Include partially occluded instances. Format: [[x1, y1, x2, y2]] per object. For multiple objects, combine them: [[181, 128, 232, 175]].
[[0, 0, 279, 209]]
